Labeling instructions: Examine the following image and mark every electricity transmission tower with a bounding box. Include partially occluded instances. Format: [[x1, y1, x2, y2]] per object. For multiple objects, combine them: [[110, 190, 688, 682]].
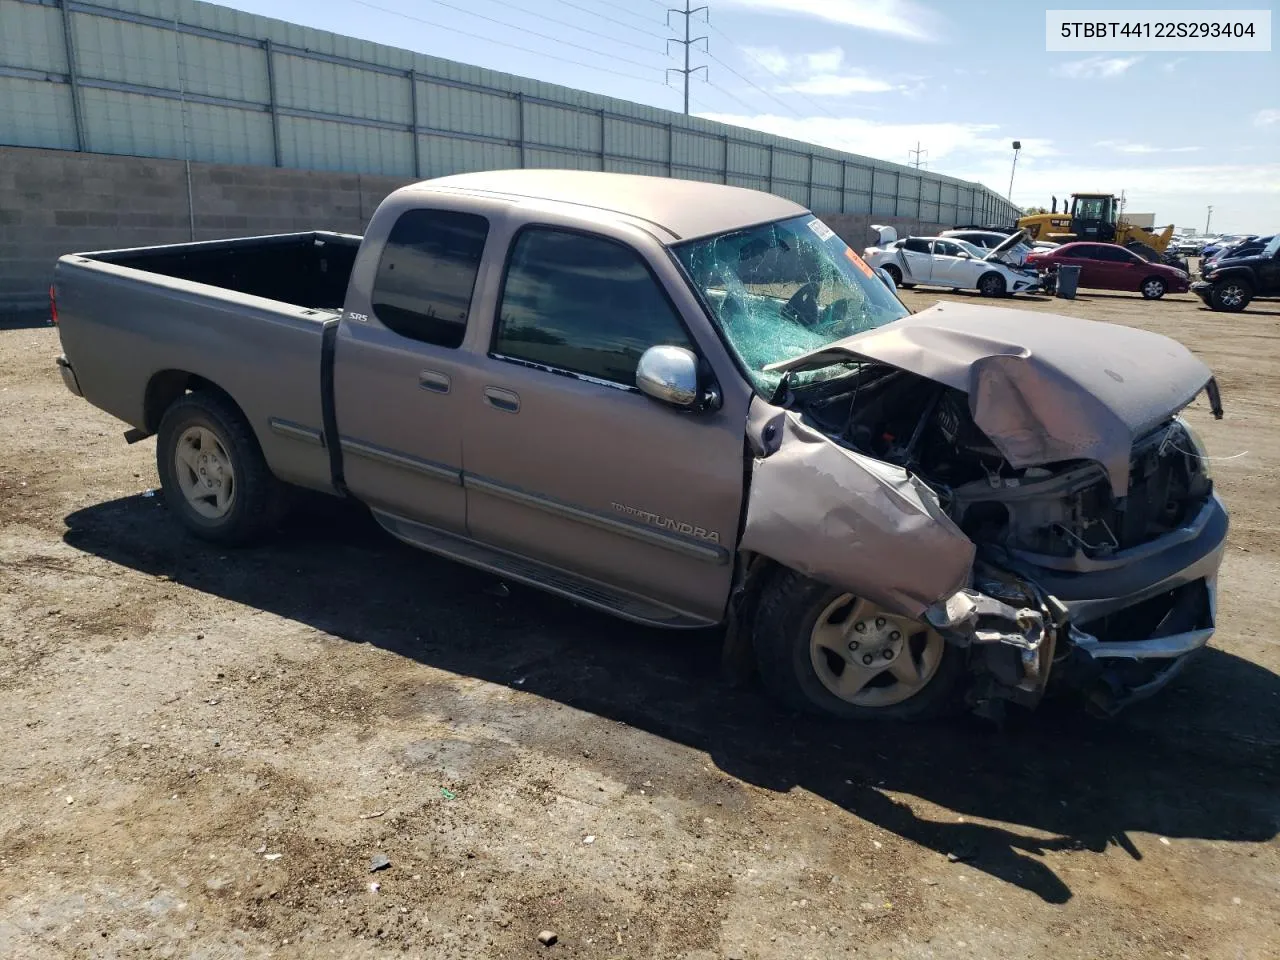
[[666, 0, 708, 115], [908, 141, 928, 169]]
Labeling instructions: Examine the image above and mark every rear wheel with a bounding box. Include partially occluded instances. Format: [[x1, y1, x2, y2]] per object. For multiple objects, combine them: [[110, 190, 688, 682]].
[[882, 264, 903, 286], [977, 272, 1006, 297], [156, 391, 284, 545], [752, 570, 965, 721], [1141, 277, 1167, 299], [1210, 278, 1252, 312]]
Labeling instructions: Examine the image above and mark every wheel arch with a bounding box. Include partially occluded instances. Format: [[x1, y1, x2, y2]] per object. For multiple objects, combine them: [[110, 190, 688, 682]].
[[977, 269, 1006, 293], [144, 369, 242, 435]]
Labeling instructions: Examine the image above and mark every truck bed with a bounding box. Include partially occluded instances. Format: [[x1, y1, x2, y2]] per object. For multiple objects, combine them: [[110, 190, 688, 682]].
[[85, 232, 360, 312], [53, 232, 361, 495]]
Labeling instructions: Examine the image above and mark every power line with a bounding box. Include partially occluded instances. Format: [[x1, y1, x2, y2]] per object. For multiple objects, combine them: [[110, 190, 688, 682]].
[[705, 78, 760, 115], [704, 49, 802, 118], [347, 0, 670, 86], [496, 0, 662, 53], [705, 20, 840, 120], [554, 0, 668, 38], [365, 0, 663, 72]]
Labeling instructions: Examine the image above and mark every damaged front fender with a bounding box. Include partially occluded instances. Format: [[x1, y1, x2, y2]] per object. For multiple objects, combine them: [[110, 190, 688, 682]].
[[740, 406, 976, 619]]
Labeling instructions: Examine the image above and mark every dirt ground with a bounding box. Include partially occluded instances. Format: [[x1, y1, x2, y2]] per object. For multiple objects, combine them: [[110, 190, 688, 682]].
[[1, 282, 1277, 960]]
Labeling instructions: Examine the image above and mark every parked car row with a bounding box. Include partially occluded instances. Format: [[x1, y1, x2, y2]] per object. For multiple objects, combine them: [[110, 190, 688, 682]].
[[1192, 234, 1280, 311], [862, 227, 1041, 297], [1025, 242, 1191, 299]]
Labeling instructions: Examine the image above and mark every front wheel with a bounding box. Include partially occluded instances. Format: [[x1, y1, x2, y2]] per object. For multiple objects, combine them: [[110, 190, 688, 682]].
[[752, 570, 965, 721], [1141, 277, 1167, 299], [977, 272, 1006, 297], [156, 391, 284, 545], [1210, 279, 1252, 312]]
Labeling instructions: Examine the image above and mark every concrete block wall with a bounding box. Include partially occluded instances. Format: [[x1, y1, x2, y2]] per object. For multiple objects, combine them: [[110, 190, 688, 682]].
[[0, 146, 412, 312], [1, 146, 950, 313]]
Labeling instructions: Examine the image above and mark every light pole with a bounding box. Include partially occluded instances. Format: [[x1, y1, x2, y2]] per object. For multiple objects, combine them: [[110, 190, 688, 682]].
[[1205, 205, 1213, 235], [1007, 140, 1021, 201]]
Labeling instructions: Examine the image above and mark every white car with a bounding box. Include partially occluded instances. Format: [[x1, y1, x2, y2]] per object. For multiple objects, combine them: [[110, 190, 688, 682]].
[[940, 229, 1033, 265], [863, 227, 1042, 297]]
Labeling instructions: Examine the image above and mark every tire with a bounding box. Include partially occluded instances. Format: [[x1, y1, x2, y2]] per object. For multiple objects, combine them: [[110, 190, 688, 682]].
[[1140, 277, 1167, 300], [1210, 278, 1252, 312], [899, 282, 916, 289], [977, 272, 1006, 297], [156, 390, 284, 545], [882, 264, 903, 286], [752, 569, 966, 721]]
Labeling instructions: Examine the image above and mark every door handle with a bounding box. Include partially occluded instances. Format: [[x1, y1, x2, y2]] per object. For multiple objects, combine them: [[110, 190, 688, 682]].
[[484, 386, 520, 413], [419, 370, 451, 394]]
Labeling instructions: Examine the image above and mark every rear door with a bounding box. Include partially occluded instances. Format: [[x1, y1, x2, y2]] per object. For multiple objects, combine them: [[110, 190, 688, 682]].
[[898, 238, 934, 284], [459, 223, 746, 624], [333, 205, 491, 533]]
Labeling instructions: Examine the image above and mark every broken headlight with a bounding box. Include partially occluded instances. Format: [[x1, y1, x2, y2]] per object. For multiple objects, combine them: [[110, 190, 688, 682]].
[[1175, 416, 1212, 479]]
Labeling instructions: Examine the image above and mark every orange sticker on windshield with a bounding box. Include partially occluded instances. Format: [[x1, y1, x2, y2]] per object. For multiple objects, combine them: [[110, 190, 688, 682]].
[[844, 247, 875, 278]]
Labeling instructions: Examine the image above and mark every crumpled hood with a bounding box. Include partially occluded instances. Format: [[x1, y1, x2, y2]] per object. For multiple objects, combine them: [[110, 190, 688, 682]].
[[767, 302, 1216, 493]]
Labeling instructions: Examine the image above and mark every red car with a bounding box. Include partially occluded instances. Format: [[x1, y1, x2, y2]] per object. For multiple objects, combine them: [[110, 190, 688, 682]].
[[1025, 242, 1190, 299]]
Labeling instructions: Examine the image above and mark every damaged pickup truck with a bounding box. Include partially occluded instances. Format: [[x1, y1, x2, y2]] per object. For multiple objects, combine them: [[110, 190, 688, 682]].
[[51, 170, 1227, 720]]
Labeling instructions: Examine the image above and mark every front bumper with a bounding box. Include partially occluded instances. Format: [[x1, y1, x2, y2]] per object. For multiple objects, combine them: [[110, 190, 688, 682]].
[[946, 495, 1228, 715], [1043, 495, 1227, 712], [1191, 280, 1214, 302]]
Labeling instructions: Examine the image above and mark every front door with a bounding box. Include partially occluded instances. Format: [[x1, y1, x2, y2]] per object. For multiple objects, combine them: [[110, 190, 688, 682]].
[[461, 226, 746, 624], [928, 239, 976, 287], [1256, 243, 1280, 293], [1071, 245, 1105, 289], [333, 206, 490, 533]]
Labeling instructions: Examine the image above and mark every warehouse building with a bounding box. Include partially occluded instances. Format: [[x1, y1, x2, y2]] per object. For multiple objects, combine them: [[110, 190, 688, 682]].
[[0, 0, 1020, 311]]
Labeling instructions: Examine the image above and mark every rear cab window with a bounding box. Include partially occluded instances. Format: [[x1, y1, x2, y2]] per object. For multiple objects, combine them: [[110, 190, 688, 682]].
[[492, 228, 694, 388], [371, 209, 489, 348]]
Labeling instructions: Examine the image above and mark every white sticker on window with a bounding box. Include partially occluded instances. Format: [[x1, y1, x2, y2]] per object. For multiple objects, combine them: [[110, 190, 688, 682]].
[[806, 218, 835, 242]]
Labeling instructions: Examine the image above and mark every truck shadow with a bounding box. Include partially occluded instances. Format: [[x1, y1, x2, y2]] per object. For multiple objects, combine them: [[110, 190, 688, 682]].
[[64, 492, 1280, 906]]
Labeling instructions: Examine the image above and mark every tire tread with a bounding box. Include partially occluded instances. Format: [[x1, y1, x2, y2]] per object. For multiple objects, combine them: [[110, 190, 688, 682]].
[[156, 390, 284, 545]]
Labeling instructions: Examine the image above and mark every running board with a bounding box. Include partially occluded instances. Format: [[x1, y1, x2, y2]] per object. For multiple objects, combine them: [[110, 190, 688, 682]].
[[371, 511, 715, 629]]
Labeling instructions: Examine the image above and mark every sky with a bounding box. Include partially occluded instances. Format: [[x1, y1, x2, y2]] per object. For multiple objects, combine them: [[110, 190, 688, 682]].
[[221, 0, 1278, 233]]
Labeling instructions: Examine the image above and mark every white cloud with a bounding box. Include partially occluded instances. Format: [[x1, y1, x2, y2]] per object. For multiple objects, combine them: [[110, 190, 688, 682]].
[[1051, 56, 1141, 79], [741, 45, 899, 96], [803, 48, 844, 73], [740, 46, 789, 75], [1161, 58, 1186, 73], [716, 0, 938, 42], [1094, 140, 1201, 155], [782, 75, 895, 95], [1255, 109, 1280, 126]]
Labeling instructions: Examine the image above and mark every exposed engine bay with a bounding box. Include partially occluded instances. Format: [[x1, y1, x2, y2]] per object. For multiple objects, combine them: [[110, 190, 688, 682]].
[[796, 363, 1213, 568]]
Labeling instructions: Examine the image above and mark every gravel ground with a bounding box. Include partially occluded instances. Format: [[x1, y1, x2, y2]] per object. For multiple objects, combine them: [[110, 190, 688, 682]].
[[1, 283, 1277, 959]]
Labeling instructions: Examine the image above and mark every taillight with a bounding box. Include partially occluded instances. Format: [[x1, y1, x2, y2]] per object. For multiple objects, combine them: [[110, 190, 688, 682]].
[[49, 284, 58, 326]]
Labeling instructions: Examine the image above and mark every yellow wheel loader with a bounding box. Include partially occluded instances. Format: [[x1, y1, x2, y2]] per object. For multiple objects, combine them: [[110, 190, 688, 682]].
[[1017, 193, 1176, 252]]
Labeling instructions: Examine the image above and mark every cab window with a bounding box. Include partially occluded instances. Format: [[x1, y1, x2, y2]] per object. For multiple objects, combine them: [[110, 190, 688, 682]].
[[371, 209, 489, 348], [493, 228, 693, 387]]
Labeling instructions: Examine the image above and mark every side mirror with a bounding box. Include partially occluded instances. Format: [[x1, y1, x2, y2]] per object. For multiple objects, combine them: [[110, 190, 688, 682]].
[[958, 251, 972, 259], [637, 345, 700, 409], [876, 267, 897, 290]]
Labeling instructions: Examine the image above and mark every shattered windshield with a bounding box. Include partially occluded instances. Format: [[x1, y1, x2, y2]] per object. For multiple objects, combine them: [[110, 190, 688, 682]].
[[673, 215, 910, 395]]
